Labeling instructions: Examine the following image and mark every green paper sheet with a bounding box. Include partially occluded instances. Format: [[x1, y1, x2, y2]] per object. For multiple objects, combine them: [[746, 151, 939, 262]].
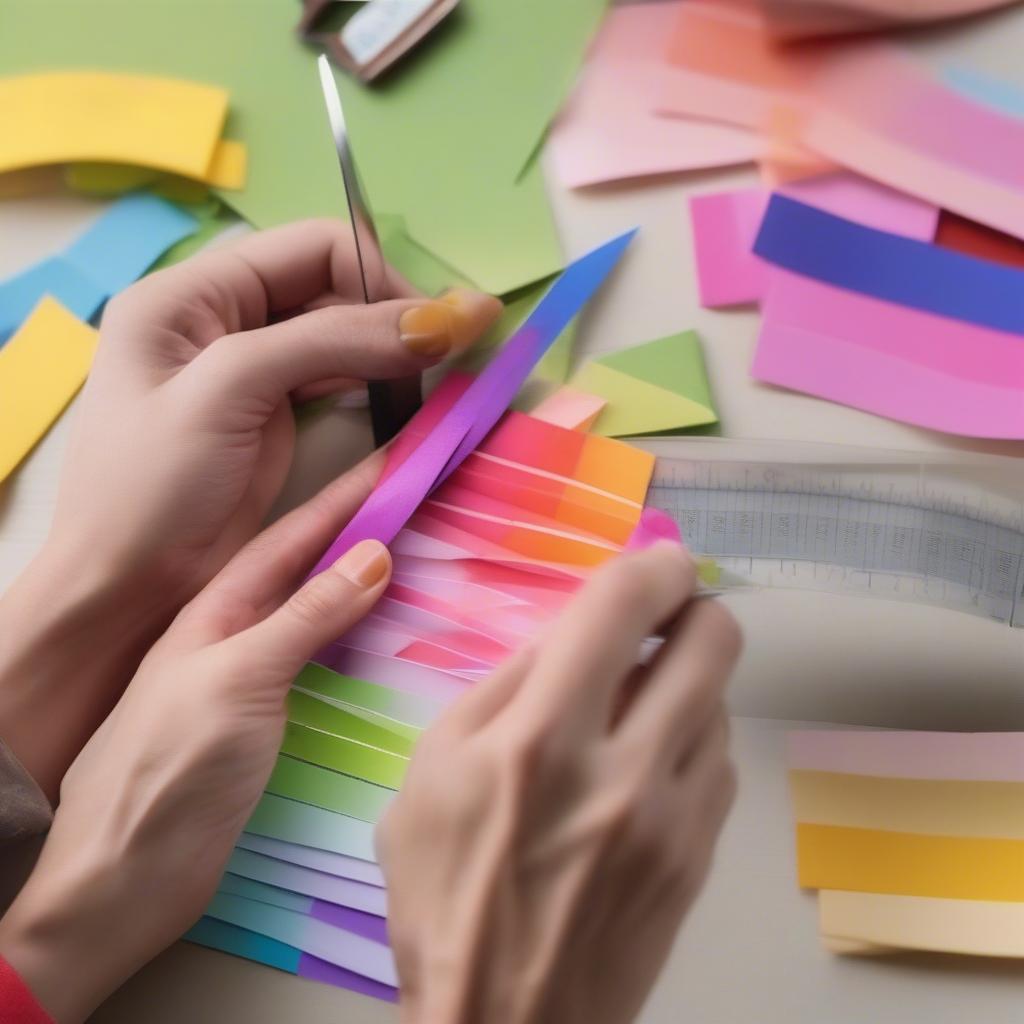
[[0, 0, 583, 296], [569, 331, 719, 437], [149, 201, 243, 270]]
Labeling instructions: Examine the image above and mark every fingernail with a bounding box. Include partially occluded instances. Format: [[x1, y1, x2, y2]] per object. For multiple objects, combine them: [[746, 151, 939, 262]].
[[334, 540, 391, 588], [400, 302, 455, 358], [400, 290, 502, 358]]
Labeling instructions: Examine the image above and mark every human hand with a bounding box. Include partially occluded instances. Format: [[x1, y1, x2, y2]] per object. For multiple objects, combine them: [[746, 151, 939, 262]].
[[0, 220, 500, 799], [379, 542, 741, 1024], [54, 219, 500, 610], [0, 464, 396, 1023]]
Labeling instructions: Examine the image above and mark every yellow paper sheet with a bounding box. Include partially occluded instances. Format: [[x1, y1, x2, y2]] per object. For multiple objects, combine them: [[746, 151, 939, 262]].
[[790, 770, 1024, 839], [0, 297, 98, 482], [819, 890, 1024, 959], [0, 71, 231, 182], [797, 823, 1024, 902]]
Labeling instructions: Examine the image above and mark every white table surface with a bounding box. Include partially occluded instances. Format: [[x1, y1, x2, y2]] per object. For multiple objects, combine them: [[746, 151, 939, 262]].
[[2, 4, 1024, 1021]]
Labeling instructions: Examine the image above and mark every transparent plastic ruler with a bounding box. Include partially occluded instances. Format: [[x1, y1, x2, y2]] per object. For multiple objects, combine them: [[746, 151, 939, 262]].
[[637, 439, 1024, 628]]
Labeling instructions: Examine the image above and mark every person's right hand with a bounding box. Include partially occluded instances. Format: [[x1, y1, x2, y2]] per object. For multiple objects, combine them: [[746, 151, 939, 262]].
[[378, 541, 741, 1024]]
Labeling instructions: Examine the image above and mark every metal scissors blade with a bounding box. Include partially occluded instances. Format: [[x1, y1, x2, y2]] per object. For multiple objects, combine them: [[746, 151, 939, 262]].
[[316, 54, 421, 442]]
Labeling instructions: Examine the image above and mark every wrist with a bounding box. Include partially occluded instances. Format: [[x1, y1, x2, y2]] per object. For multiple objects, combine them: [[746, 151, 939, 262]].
[[0, 543, 175, 801]]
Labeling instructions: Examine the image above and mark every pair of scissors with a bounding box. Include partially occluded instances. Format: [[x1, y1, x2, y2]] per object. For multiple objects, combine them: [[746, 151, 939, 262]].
[[317, 53, 422, 445]]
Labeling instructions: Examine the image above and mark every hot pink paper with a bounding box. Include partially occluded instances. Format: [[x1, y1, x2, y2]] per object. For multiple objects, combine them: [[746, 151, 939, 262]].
[[753, 269, 1024, 439], [549, 2, 758, 188], [690, 173, 939, 307], [788, 731, 1024, 783]]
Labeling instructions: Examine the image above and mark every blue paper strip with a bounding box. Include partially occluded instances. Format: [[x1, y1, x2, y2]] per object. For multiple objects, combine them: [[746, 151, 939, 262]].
[[0, 193, 197, 343], [946, 66, 1024, 120], [186, 915, 301, 973], [754, 195, 1024, 336]]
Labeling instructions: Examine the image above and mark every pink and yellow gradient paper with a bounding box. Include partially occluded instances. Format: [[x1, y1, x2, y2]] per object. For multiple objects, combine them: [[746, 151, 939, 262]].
[[549, 2, 758, 188], [689, 174, 938, 308], [789, 730, 1024, 959]]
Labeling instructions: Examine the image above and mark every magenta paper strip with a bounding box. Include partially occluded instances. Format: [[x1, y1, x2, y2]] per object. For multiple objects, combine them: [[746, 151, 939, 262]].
[[753, 270, 1024, 439], [788, 731, 1024, 783], [690, 174, 938, 308]]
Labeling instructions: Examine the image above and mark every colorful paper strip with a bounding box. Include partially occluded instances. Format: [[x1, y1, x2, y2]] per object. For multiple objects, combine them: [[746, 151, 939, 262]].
[[796, 823, 1024, 901], [235, 834, 385, 888], [754, 195, 1024, 335], [245, 794, 376, 862], [0, 298, 99, 481]]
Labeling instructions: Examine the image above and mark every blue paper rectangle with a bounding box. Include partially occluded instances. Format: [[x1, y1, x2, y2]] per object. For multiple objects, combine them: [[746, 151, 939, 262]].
[[753, 194, 1024, 337]]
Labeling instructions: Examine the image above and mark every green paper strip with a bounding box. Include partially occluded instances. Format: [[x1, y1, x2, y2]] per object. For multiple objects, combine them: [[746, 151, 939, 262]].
[[267, 754, 393, 823]]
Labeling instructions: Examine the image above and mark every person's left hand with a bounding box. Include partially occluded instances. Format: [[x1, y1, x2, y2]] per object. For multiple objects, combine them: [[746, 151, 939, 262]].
[[55, 219, 500, 610], [0, 471, 397, 1024]]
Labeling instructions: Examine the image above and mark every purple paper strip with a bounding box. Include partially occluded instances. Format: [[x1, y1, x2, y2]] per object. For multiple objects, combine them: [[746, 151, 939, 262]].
[[298, 951, 399, 1002], [310, 900, 390, 946], [308, 230, 636, 576]]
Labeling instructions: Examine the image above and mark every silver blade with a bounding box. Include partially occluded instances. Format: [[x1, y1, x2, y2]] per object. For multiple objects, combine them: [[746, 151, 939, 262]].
[[317, 53, 387, 304]]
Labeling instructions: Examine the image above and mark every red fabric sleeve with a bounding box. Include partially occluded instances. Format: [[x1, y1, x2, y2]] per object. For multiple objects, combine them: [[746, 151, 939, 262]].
[[0, 956, 53, 1024]]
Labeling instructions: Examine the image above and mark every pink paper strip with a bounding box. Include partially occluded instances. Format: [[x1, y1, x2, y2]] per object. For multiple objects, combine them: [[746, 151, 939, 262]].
[[549, 3, 758, 189], [690, 174, 938, 307], [788, 731, 1024, 783], [753, 270, 1024, 439]]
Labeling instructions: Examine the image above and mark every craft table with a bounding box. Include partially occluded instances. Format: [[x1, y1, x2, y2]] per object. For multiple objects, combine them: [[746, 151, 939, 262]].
[[1, 4, 1023, 1020]]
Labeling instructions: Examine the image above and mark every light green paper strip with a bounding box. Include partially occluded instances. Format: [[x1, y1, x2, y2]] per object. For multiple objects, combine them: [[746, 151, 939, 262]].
[[219, 873, 312, 914], [281, 723, 407, 791], [267, 754, 393, 822], [246, 793, 376, 861], [287, 691, 414, 758], [294, 662, 438, 738]]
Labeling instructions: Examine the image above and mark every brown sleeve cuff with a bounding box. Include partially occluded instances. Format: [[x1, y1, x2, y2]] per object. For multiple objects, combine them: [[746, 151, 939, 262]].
[[0, 741, 52, 845]]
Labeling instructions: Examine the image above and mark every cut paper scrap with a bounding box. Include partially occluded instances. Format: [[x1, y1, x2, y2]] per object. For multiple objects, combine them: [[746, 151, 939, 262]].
[[569, 332, 717, 438], [796, 824, 1024, 902], [0, 71, 244, 187], [935, 211, 1024, 271], [206, 887, 396, 986], [752, 269, 1024, 439], [754, 195, 1024, 336], [185, 917, 398, 1001], [530, 386, 606, 432], [788, 730, 1024, 783], [690, 176, 938, 308], [818, 891, 1024, 960], [308, 230, 635, 574], [0, 194, 198, 341], [548, 2, 757, 189], [0, 298, 98, 482]]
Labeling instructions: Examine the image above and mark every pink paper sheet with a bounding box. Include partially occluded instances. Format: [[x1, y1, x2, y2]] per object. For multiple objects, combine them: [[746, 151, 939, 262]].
[[549, 2, 758, 188], [690, 174, 939, 307], [788, 731, 1024, 783], [753, 269, 1024, 438]]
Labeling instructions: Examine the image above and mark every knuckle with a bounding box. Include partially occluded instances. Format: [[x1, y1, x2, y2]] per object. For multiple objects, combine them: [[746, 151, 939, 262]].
[[286, 577, 345, 627]]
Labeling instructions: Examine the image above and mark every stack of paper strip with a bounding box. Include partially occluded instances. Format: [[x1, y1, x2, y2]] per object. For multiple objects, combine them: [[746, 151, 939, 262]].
[[789, 730, 1024, 958], [187, 379, 659, 997]]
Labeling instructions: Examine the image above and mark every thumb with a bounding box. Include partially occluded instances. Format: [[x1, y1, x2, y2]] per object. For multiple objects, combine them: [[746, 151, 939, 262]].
[[186, 288, 502, 407], [222, 539, 392, 680]]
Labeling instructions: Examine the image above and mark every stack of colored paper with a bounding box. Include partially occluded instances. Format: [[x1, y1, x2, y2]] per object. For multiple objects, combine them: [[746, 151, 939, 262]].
[[789, 729, 1024, 958], [187, 380, 660, 997]]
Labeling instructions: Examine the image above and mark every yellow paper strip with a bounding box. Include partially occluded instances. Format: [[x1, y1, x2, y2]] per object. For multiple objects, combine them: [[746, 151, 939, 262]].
[[790, 770, 1024, 839], [797, 823, 1024, 902], [0, 298, 98, 481], [205, 139, 247, 189], [819, 890, 1024, 958], [0, 71, 228, 181]]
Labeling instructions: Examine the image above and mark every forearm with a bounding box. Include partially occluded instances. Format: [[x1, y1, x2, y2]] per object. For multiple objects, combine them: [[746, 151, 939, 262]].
[[0, 540, 175, 804]]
